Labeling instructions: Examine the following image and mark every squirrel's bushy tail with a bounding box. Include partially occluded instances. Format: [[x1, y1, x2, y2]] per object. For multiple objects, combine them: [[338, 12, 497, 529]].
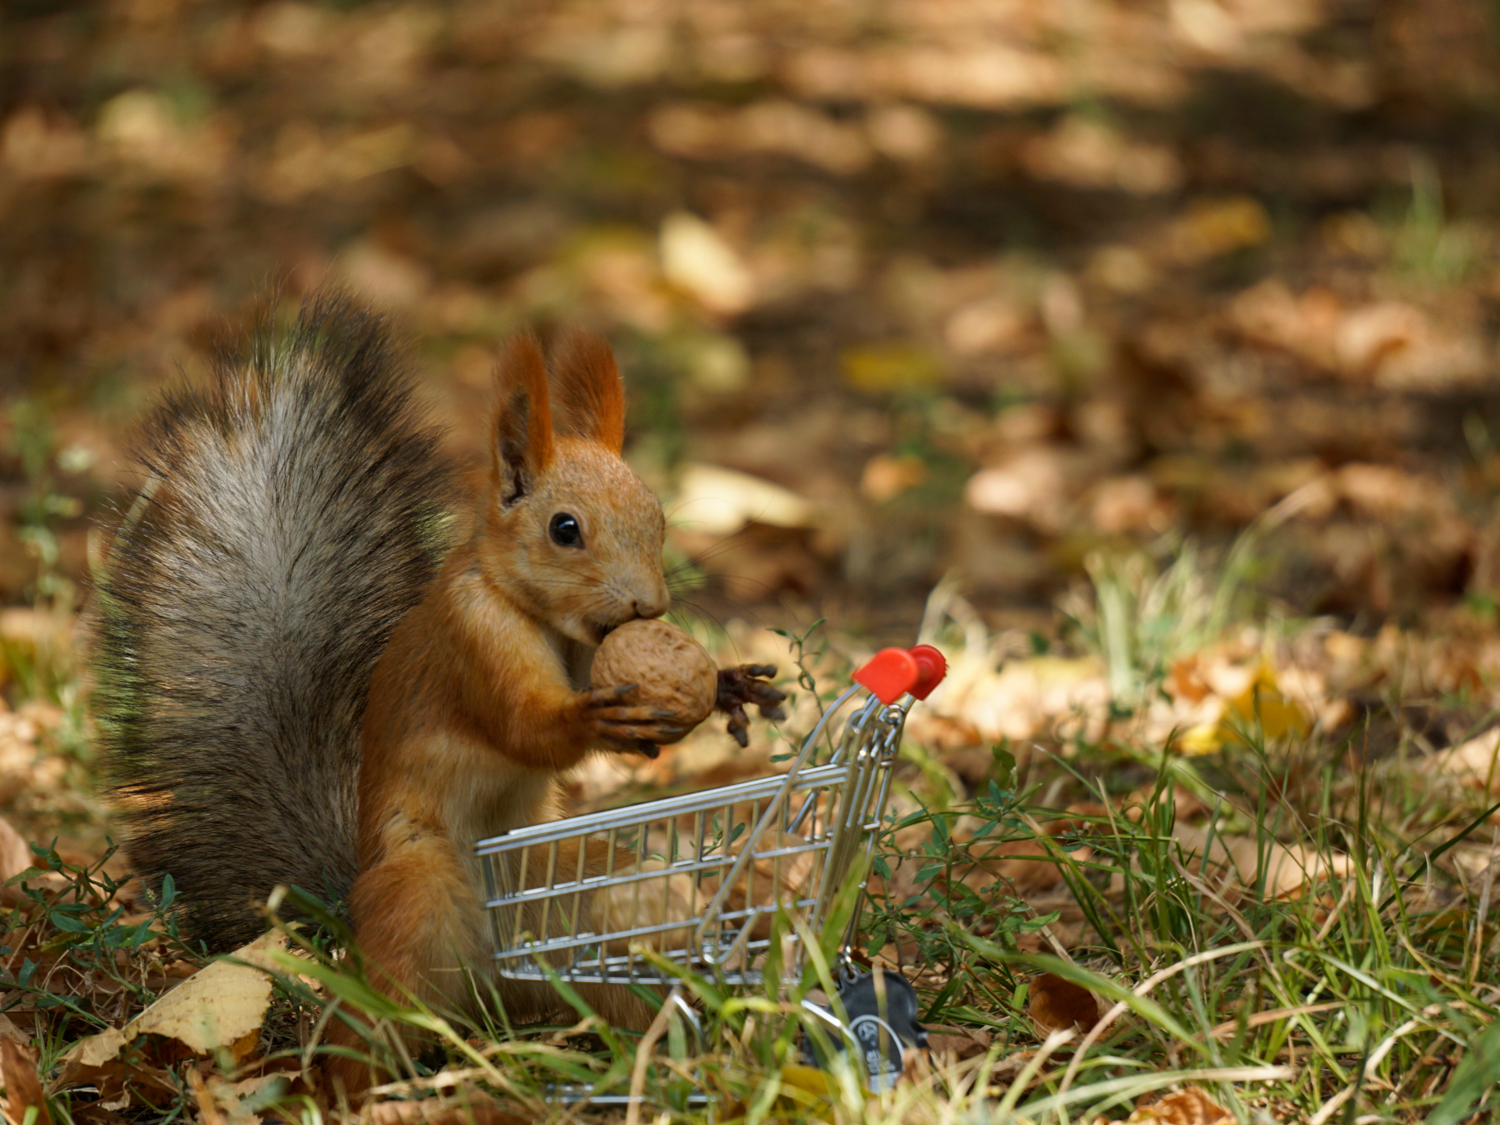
[[92, 294, 451, 951]]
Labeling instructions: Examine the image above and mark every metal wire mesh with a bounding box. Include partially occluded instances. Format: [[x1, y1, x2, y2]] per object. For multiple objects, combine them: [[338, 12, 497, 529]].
[[476, 686, 910, 986]]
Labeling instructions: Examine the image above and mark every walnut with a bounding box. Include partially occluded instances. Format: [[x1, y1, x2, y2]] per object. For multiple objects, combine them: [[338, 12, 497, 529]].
[[591, 619, 716, 731]]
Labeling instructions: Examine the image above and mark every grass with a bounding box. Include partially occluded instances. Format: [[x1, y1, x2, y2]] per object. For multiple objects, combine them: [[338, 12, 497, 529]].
[[7, 540, 1500, 1124]]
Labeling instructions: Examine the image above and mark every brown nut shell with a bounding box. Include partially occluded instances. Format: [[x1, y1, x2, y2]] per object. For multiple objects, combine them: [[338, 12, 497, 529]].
[[591, 619, 717, 732]]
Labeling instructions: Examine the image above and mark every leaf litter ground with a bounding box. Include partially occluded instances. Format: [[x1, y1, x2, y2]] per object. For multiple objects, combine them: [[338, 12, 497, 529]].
[[7, 0, 1500, 1120]]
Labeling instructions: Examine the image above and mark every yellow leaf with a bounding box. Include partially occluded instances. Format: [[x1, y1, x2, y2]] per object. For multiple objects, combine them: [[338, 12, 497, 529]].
[[61, 1026, 129, 1069], [1176, 718, 1224, 756], [1178, 196, 1271, 259], [841, 345, 941, 393], [779, 1064, 839, 1098], [62, 931, 281, 1066], [1221, 661, 1308, 744]]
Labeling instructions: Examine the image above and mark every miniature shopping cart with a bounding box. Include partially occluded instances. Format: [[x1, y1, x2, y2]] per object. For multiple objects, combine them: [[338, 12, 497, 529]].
[[476, 644, 947, 993]]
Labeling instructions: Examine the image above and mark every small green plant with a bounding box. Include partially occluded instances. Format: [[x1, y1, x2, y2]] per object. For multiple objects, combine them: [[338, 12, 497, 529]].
[[1392, 159, 1484, 285], [3, 843, 206, 1022], [1061, 531, 1265, 709], [3, 398, 88, 713]]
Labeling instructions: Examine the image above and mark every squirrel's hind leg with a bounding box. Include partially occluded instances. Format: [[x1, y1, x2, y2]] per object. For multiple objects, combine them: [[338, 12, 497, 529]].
[[326, 831, 491, 1100], [325, 834, 659, 1101]]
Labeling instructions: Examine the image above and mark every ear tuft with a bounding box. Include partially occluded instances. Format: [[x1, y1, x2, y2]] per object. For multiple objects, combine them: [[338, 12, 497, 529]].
[[492, 334, 554, 505], [548, 333, 626, 453]]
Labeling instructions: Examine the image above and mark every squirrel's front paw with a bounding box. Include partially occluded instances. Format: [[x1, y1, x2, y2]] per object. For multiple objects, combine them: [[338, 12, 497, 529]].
[[715, 664, 788, 748], [578, 684, 686, 760]]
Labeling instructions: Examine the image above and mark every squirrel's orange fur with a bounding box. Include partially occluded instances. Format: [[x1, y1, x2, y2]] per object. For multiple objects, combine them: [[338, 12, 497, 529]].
[[326, 335, 672, 1097]]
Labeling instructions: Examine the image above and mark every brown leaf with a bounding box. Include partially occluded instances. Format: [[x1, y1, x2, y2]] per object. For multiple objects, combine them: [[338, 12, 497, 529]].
[[364, 1094, 529, 1125], [0, 817, 67, 907], [0, 818, 31, 882], [0, 1037, 52, 1125], [70, 1103, 129, 1125], [861, 453, 927, 502], [1165, 658, 1211, 704], [924, 1024, 993, 1061], [186, 1067, 225, 1125], [56, 1056, 180, 1112], [1028, 972, 1099, 1034], [0, 1016, 25, 1046], [1172, 825, 1353, 900], [1127, 1086, 1233, 1125], [946, 814, 1098, 899], [1431, 727, 1500, 791]]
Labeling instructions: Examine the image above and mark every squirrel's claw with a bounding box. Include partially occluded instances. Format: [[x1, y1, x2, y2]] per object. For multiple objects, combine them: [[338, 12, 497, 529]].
[[581, 689, 684, 754], [716, 664, 786, 745], [725, 704, 751, 748]]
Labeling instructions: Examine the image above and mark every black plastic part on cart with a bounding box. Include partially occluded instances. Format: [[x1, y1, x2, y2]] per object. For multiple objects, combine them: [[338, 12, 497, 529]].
[[803, 969, 929, 1091]]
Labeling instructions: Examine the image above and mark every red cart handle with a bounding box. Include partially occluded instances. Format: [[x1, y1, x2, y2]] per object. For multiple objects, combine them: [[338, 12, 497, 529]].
[[853, 644, 947, 705]]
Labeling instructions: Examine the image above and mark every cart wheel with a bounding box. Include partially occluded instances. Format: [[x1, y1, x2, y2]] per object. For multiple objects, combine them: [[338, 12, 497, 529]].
[[801, 968, 928, 1091]]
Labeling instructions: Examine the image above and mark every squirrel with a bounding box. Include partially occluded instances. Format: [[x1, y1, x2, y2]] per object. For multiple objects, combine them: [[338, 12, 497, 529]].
[[90, 292, 786, 1096]]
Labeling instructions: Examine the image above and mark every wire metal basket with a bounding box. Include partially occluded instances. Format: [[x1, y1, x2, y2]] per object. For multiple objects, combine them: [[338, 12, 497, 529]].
[[476, 645, 947, 988]]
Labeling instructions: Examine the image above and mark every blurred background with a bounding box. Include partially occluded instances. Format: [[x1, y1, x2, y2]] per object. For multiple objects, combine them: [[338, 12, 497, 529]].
[[4, 0, 1500, 662], [10, 7, 1500, 1107]]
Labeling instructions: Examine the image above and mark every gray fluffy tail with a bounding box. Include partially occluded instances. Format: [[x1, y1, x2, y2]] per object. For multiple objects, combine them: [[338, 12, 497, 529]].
[[92, 294, 451, 952]]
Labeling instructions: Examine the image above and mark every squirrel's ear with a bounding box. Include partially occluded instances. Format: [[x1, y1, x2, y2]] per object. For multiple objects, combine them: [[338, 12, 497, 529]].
[[548, 333, 626, 454], [492, 335, 554, 505]]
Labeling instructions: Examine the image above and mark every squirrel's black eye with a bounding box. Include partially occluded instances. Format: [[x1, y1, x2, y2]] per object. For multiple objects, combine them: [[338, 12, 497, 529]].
[[549, 512, 583, 548]]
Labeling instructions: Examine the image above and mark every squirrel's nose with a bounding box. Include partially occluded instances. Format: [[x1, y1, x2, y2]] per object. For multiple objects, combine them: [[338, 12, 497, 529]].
[[634, 595, 669, 620]]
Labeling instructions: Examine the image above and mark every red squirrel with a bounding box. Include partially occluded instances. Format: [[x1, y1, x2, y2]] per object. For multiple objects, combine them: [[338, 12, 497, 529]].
[[92, 294, 785, 1098]]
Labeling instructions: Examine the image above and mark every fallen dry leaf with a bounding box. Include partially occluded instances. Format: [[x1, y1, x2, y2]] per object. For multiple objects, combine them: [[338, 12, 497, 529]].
[[841, 343, 942, 394], [55, 1054, 180, 1112], [0, 1037, 51, 1125], [1166, 658, 1212, 705], [942, 835, 1071, 898], [861, 452, 927, 502], [0, 818, 67, 909], [0, 815, 68, 907], [1176, 660, 1310, 755], [208, 1071, 288, 1118], [1126, 1086, 1233, 1124], [1173, 824, 1353, 899], [660, 211, 754, 315], [1029, 972, 1100, 1034], [937, 654, 1110, 746], [1172, 196, 1271, 261], [364, 1094, 529, 1125], [1431, 726, 1500, 791], [186, 1066, 225, 1125], [924, 1023, 993, 1061], [0, 1017, 24, 1046], [0, 818, 30, 882], [672, 463, 817, 535], [62, 931, 281, 1068], [61, 1023, 124, 1071]]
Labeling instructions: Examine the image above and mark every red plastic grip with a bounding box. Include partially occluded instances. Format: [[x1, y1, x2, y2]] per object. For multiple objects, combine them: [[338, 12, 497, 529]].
[[853, 648, 919, 704], [853, 644, 947, 704], [907, 644, 947, 700]]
